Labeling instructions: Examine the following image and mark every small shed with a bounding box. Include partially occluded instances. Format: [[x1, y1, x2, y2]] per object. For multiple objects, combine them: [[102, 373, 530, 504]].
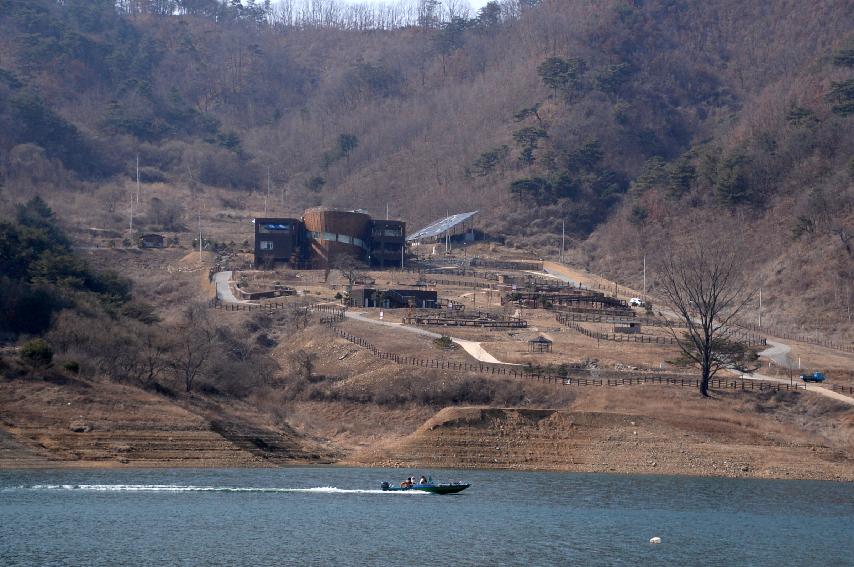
[[139, 233, 165, 248], [614, 322, 641, 334], [528, 336, 553, 353]]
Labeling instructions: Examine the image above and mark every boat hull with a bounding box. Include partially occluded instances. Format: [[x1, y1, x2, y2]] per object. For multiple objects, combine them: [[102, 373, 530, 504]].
[[381, 482, 470, 494]]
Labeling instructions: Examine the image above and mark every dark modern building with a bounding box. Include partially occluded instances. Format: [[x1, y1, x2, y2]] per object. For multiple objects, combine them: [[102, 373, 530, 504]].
[[349, 287, 438, 308], [369, 220, 406, 268], [253, 218, 304, 267], [139, 233, 165, 248], [253, 209, 406, 268]]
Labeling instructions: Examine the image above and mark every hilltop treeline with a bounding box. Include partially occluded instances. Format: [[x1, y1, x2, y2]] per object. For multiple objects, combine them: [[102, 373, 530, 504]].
[[0, 0, 852, 336]]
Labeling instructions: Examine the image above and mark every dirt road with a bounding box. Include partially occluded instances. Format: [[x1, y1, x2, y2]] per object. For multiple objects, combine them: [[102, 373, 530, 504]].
[[213, 271, 257, 304], [740, 372, 854, 406], [343, 311, 517, 365], [749, 340, 854, 406], [759, 340, 792, 366]]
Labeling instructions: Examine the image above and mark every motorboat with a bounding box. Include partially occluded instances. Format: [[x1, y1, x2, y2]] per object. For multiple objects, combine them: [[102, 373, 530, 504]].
[[380, 480, 470, 494]]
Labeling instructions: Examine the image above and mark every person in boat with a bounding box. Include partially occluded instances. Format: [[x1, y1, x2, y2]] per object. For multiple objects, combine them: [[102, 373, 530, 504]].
[[419, 476, 428, 485], [400, 477, 414, 488]]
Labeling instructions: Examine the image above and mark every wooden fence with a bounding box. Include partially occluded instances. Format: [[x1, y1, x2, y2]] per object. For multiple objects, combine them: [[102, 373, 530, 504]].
[[208, 298, 346, 318], [403, 313, 527, 328], [556, 312, 767, 346], [583, 275, 852, 354], [555, 314, 681, 345], [324, 321, 803, 392], [828, 383, 854, 395], [421, 278, 500, 290], [736, 322, 854, 354]]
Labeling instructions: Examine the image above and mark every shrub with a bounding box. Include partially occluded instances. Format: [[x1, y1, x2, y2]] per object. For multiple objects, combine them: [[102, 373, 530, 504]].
[[20, 338, 53, 368], [62, 360, 80, 373]]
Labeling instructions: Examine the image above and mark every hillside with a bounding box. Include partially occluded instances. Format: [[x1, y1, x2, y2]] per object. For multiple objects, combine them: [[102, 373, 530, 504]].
[[348, 402, 854, 480], [0, 0, 852, 340]]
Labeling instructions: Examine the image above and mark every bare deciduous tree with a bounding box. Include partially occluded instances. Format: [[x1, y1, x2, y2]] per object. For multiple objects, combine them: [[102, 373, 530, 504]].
[[658, 235, 757, 397], [170, 304, 217, 392], [288, 349, 317, 381], [136, 326, 172, 388]]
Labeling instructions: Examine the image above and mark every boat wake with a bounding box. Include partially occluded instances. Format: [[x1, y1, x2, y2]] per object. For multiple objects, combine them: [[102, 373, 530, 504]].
[[8, 484, 426, 495]]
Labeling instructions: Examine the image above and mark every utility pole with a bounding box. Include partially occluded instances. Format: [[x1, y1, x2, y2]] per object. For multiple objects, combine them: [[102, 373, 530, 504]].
[[198, 211, 202, 259], [445, 210, 450, 253], [561, 220, 565, 263], [643, 255, 646, 300], [386, 203, 389, 220], [136, 154, 140, 205], [129, 189, 134, 237], [758, 287, 762, 328], [265, 166, 270, 216]]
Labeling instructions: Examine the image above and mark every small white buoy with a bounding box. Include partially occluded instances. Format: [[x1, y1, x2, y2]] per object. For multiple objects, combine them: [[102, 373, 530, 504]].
[[649, 537, 662, 544]]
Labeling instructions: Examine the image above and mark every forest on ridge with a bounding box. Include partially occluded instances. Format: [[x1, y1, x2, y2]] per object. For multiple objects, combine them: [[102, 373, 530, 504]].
[[0, 0, 852, 339]]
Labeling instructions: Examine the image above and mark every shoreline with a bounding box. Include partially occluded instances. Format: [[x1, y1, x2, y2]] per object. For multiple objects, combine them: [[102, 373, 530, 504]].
[[2, 460, 852, 483]]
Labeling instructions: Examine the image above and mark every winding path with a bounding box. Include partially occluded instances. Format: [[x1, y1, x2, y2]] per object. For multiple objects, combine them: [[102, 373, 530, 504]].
[[742, 340, 854, 406], [343, 311, 518, 365], [758, 340, 792, 367], [740, 371, 854, 407], [213, 271, 256, 305]]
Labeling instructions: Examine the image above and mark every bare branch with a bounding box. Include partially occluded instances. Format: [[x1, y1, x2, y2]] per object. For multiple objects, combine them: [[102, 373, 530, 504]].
[[656, 233, 757, 396]]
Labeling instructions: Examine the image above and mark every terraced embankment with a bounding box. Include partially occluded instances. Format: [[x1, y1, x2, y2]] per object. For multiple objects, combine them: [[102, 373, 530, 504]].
[[0, 376, 337, 468], [349, 404, 854, 481]]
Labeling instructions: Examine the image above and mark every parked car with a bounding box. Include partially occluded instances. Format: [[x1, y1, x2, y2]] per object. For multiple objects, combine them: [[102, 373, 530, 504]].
[[800, 371, 826, 383], [629, 297, 645, 307]]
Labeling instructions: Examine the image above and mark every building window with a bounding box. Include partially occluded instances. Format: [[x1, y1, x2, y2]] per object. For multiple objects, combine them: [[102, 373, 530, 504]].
[[260, 241, 274, 250], [259, 223, 291, 234]]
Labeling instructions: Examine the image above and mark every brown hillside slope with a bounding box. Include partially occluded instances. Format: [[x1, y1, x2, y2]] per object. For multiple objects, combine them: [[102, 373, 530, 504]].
[[0, 375, 337, 468], [2, 0, 851, 340], [348, 389, 854, 481]]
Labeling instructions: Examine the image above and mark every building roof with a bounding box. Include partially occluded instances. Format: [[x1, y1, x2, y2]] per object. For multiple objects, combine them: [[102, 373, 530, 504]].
[[406, 211, 478, 242]]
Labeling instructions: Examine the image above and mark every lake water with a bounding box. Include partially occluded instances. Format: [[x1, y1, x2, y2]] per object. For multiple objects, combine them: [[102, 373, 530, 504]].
[[1, 467, 853, 566]]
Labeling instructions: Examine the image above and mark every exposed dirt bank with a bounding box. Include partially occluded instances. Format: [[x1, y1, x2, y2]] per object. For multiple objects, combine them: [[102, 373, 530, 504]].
[[3, 375, 852, 481], [346, 386, 854, 481], [0, 376, 337, 469], [3, 341, 852, 480]]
